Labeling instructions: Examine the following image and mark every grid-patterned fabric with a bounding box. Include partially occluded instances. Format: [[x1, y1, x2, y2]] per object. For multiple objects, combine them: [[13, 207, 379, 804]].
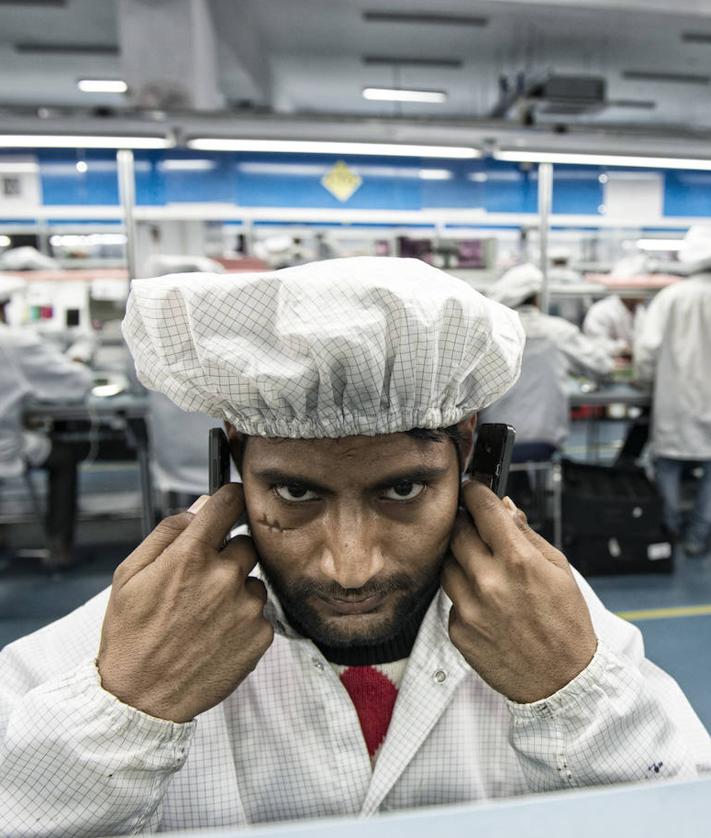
[[1, 570, 710, 837], [121, 257, 525, 439]]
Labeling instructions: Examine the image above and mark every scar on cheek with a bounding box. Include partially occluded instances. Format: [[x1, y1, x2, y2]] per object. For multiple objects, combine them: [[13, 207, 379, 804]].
[[256, 513, 295, 533]]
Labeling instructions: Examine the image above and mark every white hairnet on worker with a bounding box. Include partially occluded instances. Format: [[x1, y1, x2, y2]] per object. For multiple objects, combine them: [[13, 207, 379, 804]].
[[678, 225, 711, 269], [122, 256, 524, 439], [487, 263, 543, 309]]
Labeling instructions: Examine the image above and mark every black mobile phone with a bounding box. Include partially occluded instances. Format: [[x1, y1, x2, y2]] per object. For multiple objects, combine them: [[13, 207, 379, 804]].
[[209, 427, 232, 494], [469, 423, 516, 498]]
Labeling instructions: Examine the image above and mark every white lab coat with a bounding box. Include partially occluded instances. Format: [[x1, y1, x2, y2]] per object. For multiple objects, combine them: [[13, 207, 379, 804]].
[[481, 306, 612, 446], [0, 324, 93, 478], [634, 273, 711, 458], [0, 571, 709, 837], [480, 335, 569, 447], [583, 296, 644, 357]]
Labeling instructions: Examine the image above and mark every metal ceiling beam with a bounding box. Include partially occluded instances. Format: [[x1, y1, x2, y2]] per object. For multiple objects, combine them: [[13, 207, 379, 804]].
[[117, 0, 224, 111]]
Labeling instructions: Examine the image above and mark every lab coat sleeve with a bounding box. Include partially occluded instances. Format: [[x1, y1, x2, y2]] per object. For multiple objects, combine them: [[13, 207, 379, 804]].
[[633, 291, 668, 384], [551, 318, 614, 379], [13, 329, 93, 401], [507, 568, 711, 792], [582, 304, 628, 356], [0, 592, 196, 837]]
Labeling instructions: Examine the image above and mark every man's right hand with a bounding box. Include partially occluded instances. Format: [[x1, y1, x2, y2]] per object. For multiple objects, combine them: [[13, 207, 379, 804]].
[[97, 484, 274, 723]]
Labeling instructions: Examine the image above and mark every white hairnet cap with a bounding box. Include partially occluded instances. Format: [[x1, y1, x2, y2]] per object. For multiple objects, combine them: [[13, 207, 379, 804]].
[[678, 225, 711, 267], [123, 257, 524, 439], [0, 274, 27, 303], [488, 263, 543, 309], [548, 245, 571, 262]]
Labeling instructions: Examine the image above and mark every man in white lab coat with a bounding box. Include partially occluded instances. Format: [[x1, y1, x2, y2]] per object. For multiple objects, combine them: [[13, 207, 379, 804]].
[[635, 227, 711, 556], [0, 258, 709, 837], [0, 276, 93, 567], [485, 263, 613, 452], [583, 255, 650, 359]]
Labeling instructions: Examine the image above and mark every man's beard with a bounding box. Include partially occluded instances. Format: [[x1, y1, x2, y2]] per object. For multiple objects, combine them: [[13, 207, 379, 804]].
[[257, 552, 445, 648]]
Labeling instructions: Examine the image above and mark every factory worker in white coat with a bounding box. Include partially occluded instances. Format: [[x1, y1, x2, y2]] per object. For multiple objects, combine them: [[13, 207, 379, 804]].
[[0, 276, 93, 568], [485, 263, 613, 451], [0, 258, 709, 838], [583, 255, 649, 358], [635, 227, 711, 556]]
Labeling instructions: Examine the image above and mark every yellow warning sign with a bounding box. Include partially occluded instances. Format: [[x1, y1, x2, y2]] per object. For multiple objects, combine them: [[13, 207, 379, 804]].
[[321, 160, 362, 202]]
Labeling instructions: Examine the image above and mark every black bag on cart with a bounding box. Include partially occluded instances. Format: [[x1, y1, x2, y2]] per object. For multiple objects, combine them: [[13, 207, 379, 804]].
[[561, 459, 673, 575]]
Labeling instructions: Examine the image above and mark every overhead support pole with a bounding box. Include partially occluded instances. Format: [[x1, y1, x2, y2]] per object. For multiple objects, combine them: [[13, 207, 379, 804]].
[[537, 161, 553, 314], [117, 149, 138, 282]]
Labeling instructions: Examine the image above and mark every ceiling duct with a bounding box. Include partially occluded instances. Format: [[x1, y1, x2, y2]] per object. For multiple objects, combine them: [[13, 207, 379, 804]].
[[363, 55, 463, 69], [681, 32, 711, 44], [363, 12, 488, 27], [623, 70, 710, 84], [0, 0, 65, 5], [14, 42, 119, 55], [492, 74, 607, 121]]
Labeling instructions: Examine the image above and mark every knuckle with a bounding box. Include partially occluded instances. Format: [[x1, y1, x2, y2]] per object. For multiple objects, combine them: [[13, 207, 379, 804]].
[[159, 512, 193, 534]]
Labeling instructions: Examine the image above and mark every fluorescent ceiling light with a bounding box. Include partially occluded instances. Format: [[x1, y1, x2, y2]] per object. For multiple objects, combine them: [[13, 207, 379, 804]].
[[188, 138, 479, 159], [418, 169, 452, 180], [78, 79, 128, 94], [0, 161, 38, 173], [363, 87, 447, 103], [50, 233, 127, 247], [495, 149, 711, 170], [636, 238, 684, 251], [0, 135, 171, 149], [160, 158, 216, 171]]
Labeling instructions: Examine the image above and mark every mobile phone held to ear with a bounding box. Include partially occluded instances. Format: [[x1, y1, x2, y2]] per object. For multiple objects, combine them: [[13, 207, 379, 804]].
[[209, 427, 232, 494], [469, 423, 516, 498]]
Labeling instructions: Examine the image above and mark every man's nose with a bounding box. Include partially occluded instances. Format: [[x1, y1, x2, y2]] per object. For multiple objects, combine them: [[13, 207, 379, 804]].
[[318, 509, 385, 590]]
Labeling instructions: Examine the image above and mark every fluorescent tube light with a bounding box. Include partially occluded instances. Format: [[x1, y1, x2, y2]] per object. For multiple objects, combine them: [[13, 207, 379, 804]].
[[362, 87, 447, 103], [78, 79, 128, 93], [0, 161, 39, 173], [50, 233, 127, 247], [188, 138, 479, 159], [495, 149, 711, 170], [636, 238, 685, 251], [160, 158, 216, 171], [418, 169, 452, 180], [0, 135, 171, 149]]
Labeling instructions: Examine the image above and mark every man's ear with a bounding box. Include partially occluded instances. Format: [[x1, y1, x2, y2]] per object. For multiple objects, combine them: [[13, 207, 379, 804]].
[[224, 421, 246, 476], [456, 414, 477, 474]]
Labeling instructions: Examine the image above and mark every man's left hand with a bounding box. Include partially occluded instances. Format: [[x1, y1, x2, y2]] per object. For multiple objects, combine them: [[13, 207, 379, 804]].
[[441, 480, 597, 704]]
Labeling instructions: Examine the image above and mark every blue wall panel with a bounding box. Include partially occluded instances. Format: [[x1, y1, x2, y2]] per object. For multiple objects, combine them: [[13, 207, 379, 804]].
[[23, 148, 711, 221], [552, 167, 603, 215], [664, 171, 711, 217], [38, 149, 120, 205]]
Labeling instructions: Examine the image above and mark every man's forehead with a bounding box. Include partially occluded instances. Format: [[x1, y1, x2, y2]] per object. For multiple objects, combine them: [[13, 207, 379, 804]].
[[246, 431, 452, 471]]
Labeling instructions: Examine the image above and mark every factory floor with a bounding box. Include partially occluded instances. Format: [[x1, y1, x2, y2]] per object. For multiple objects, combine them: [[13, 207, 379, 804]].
[[1, 419, 711, 732]]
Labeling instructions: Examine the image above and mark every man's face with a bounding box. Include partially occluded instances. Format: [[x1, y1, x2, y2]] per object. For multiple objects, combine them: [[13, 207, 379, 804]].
[[239, 431, 462, 648]]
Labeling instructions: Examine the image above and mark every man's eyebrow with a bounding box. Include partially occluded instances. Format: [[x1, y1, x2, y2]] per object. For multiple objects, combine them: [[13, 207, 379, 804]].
[[369, 466, 450, 492], [251, 468, 334, 495]]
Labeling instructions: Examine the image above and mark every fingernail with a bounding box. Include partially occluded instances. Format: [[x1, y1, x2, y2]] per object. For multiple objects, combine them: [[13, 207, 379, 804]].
[[187, 495, 210, 515]]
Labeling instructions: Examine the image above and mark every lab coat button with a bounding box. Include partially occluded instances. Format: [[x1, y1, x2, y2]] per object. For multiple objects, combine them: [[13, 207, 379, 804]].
[[433, 669, 447, 683], [312, 658, 324, 671]]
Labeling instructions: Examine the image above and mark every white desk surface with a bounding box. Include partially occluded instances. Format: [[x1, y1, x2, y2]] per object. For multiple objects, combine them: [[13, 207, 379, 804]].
[[149, 776, 711, 838]]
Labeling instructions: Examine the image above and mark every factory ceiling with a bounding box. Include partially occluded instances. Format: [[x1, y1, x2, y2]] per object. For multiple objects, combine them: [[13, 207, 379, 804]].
[[2, 0, 711, 153]]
